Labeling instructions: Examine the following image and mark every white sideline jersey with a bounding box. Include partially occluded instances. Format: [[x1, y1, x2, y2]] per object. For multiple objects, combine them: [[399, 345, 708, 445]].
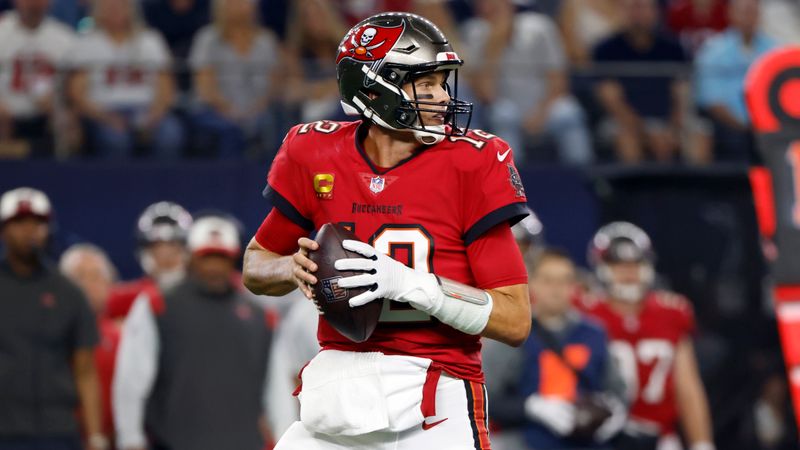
[[0, 12, 75, 117], [71, 29, 170, 109]]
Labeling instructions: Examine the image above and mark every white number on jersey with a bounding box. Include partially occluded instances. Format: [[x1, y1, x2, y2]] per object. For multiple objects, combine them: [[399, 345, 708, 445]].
[[610, 339, 675, 404]]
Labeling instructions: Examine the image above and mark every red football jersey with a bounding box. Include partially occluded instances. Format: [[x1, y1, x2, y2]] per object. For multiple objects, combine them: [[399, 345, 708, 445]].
[[264, 120, 529, 382], [578, 291, 695, 434]]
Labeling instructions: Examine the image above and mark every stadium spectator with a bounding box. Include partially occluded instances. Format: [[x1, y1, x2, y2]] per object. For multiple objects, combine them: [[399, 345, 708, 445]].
[[666, 0, 728, 55], [188, 0, 282, 158], [68, 0, 184, 159], [283, 0, 347, 123], [580, 222, 715, 450], [141, 0, 210, 67], [463, 0, 593, 165], [0, 0, 75, 157], [593, 0, 709, 164], [0, 187, 107, 450], [558, 0, 623, 67], [486, 248, 627, 450], [60, 243, 121, 445], [113, 214, 272, 450], [695, 0, 777, 163]]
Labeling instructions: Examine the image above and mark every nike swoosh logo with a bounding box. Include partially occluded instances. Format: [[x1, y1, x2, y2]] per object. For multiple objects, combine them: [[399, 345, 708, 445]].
[[497, 148, 511, 162], [422, 418, 448, 430]]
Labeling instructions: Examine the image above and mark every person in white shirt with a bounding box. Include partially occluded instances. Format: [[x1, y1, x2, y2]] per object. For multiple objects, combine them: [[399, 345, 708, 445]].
[[68, 0, 184, 159], [0, 0, 75, 156]]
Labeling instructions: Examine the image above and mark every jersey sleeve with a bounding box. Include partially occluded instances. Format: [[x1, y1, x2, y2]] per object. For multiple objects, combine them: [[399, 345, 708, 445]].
[[466, 221, 528, 289], [254, 207, 307, 255], [262, 126, 315, 230], [461, 137, 529, 245]]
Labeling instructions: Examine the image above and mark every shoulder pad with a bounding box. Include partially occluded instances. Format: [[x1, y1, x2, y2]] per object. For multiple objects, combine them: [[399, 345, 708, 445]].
[[651, 290, 691, 311]]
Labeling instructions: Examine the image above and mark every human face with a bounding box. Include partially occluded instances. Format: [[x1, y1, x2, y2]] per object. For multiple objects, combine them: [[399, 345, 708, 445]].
[[97, 0, 134, 33], [14, 0, 49, 27], [191, 253, 235, 293], [608, 261, 644, 285], [401, 72, 451, 128], [625, 0, 659, 33], [145, 241, 186, 274], [1, 216, 48, 263], [730, 0, 760, 35], [223, 0, 255, 26], [64, 252, 113, 313], [530, 256, 576, 318]]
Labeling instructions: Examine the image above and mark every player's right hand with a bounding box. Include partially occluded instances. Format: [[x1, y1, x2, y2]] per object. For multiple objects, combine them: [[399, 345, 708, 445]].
[[524, 394, 576, 436], [292, 237, 319, 299]]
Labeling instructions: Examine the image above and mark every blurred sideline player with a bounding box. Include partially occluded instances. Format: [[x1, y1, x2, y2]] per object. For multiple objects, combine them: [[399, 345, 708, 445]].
[[522, 248, 627, 450], [114, 214, 271, 450], [60, 244, 121, 442], [105, 201, 192, 321], [579, 222, 714, 450], [243, 12, 531, 449], [487, 248, 627, 450], [482, 210, 544, 449]]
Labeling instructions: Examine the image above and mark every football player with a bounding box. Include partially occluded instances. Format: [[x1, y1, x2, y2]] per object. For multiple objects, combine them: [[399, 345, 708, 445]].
[[580, 222, 715, 450], [105, 201, 192, 320], [243, 12, 531, 449]]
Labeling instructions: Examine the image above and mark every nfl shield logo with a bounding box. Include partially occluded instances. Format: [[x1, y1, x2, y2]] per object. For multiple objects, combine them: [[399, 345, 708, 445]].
[[321, 277, 347, 303], [369, 176, 385, 194]]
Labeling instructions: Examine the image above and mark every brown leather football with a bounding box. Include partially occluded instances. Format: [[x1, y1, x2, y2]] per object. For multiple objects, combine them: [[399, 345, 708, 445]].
[[308, 223, 382, 343]]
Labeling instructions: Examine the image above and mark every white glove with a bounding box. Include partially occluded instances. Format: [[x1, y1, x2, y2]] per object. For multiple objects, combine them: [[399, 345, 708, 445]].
[[594, 395, 628, 442], [335, 240, 440, 311], [524, 395, 576, 436]]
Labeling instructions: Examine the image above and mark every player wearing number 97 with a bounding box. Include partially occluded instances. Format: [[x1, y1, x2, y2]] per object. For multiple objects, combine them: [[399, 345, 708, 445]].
[[579, 222, 715, 450], [242, 11, 531, 450]]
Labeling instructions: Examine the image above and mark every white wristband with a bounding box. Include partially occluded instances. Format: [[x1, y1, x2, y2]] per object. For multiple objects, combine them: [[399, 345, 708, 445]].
[[406, 275, 493, 335]]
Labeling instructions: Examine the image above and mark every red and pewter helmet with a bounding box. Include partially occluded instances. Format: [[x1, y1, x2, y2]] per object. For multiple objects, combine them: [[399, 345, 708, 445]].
[[0, 187, 52, 225], [336, 12, 473, 145], [588, 221, 655, 302]]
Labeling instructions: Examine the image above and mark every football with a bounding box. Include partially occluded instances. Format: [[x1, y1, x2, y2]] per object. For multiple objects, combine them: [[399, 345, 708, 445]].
[[307, 223, 382, 343], [569, 394, 613, 441]]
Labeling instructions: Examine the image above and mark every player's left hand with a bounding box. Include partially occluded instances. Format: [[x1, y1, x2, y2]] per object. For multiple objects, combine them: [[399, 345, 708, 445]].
[[335, 240, 437, 310]]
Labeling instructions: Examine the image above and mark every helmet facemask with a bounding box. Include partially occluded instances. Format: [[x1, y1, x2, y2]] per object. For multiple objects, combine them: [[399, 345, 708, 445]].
[[394, 66, 473, 145]]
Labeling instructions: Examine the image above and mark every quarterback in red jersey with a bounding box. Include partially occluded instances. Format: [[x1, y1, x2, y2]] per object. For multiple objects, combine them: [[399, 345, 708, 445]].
[[579, 222, 714, 450], [243, 12, 531, 449]]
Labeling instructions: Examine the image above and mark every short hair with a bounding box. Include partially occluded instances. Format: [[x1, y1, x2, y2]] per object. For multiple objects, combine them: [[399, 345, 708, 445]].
[[59, 243, 118, 282], [526, 247, 574, 275]]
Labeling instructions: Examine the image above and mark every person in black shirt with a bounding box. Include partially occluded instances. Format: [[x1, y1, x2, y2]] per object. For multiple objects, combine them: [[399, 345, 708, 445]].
[[593, 0, 711, 164], [0, 187, 107, 450], [114, 213, 271, 450]]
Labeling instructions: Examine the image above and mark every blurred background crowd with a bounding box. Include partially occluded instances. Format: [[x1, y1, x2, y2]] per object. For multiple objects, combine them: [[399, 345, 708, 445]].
[[1, 0, 799, 450], [0, 0, 797, 165]]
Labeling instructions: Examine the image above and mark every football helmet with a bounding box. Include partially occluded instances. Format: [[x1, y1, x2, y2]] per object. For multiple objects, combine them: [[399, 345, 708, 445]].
[[136, 201, 192, 247], [588, 222, 655, 303], [512, 208, 544, 258], [336, 12, 473, 145]]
